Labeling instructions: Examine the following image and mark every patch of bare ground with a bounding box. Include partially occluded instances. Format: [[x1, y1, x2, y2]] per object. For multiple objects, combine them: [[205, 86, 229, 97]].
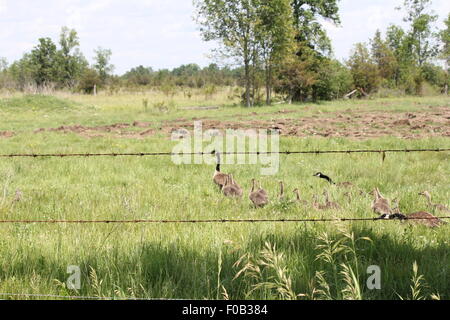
[[32, 106, 450, 140], [0, 131, 14, 138]]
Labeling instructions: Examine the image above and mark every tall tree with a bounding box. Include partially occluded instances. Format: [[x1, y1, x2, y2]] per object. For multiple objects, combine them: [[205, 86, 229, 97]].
[[255, 0, 296, 105], [291, 0, 340, 55], [29, 37, 58, 86], [194, 0, 258, 107], [371, 30, 398, 85], [57, 27, 88, 87], [439, 13, 450, 94], [401, 0, 439, 67], [93, 47, 114, 84], [347, 43, 380, 94]]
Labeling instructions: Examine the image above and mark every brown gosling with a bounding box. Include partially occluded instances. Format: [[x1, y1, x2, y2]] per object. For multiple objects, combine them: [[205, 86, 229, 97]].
[[258, 180, 268, 198], [383, 199, 446, 228], [249, 179, 269, 208], [222, 174, 243, 198], [293, 189, 308, 205], [212, 151, 229, 189], [323, 190, 341, 210], [312, 194, 328, 210], [405, 211, 447, 228], [371, 188, 392, 216], [419, 191, 450, 213], [229, 174, 243, 197], [13, 189, 23, 202], [278, 181, 285, 201]]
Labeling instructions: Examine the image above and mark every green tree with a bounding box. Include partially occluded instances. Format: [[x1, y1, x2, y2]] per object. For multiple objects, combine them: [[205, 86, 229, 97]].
[[194, 0, 258, 107], [439, 14, 449, 94], [312, 59, 353, 100], [78, 68, 101, 94], [29, 37, 58, 86], [255, 0, 296, 105], [347, 43, 380, 94], [401, 0, 438, 67], [291, 0, 340, 55], [371, 30, 398, 86], [57, 26, 88, 88], [123, 65, 154, 86], [440, 14, 450, 65], [0, 57, 7, 72], [93, 47, 114, 84], [276, 50, 318, 102]]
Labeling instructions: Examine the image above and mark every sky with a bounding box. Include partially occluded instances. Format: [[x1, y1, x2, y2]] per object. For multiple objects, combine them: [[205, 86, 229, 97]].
[[0, 0, 449, 75]]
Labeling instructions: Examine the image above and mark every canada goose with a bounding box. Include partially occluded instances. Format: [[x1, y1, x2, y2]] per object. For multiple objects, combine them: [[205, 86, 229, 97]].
[[278, 181, 285, 201], [13, 189, 23, 202], [258, 180, 268, 198], [212, 150, 228, 189], [249, 179, 269, 208], [323, 190, 341, 210], [313, 172, 355, 188], [293, 189, 308, 205], [313, 172, 335, 184], [371, 188, 392, 217], [222, 174, 243, 198], [380, 198, 446, 227], [404, 211, 447, 228], [419, 191, 450, 213], [312, 194, 328, 210]]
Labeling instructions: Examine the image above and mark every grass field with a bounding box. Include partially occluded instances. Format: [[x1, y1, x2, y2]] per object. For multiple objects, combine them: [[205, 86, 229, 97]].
[[0, 89, 449, 300]]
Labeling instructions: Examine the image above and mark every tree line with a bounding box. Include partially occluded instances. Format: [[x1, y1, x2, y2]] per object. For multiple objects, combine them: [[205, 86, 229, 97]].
[[195, 0, 449, 105], [0, 0, 448, 105]]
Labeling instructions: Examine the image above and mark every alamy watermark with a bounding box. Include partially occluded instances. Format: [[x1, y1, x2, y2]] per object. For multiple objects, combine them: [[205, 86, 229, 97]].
[[171, 121, 280, 175], [66, 265, 81, 290], [367, 265, 381, 290]]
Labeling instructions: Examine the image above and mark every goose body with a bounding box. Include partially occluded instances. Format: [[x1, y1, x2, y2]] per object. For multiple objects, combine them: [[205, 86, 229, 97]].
[[323, 191, 341, 210], [212, 151, 228, 189], [293, 189, 308, 205], [371, 188, 392, 216], [419, 191, 450, 213], [278, 181, 285, 201], [312, 194, 328, 210], [249, 179, 269, 207], [405, 211, 447, 228], [222, 174, 243, 198], [313, 172, 353, 186]]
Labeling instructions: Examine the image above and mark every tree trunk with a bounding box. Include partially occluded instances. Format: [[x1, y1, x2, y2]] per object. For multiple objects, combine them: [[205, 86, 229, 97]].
[[244, 60, 251, 107], [265, 63, 272, 105]]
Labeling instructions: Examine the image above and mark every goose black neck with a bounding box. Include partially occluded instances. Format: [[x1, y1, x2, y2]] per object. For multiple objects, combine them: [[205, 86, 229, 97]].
[[216, 164, 221, 172], [320, 173, 335, 184]]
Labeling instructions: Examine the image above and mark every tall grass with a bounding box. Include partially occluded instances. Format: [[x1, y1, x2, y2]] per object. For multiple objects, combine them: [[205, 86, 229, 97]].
[[0, 93, 448, 299]]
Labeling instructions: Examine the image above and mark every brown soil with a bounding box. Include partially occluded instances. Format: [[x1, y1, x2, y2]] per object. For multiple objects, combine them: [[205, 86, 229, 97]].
[[0, 131, 14, 138], [32, 106, 450, 140]]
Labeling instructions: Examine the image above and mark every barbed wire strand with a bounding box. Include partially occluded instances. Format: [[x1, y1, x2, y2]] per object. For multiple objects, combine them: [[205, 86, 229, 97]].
[[0, 217, 448, 224], [0, 148, 449, 158]]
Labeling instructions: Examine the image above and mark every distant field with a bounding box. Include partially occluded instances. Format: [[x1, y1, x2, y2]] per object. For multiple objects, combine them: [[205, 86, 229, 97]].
[[0, 91, 449, 300]]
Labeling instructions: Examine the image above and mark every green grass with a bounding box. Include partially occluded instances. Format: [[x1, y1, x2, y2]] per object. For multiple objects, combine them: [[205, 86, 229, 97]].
[[0, 91, 448, 300]]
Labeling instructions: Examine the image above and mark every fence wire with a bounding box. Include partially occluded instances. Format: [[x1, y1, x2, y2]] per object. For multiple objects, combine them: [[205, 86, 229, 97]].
[[0, 148, 449, 158], [0, 217, 448, 224]]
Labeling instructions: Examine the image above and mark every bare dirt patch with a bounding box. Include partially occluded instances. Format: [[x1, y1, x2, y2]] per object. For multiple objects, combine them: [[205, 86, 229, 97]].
[[34, 106, 450, 140], [0, 131, 14, 138]]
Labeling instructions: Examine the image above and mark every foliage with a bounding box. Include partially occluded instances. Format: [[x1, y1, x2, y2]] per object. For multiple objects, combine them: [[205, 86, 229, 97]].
[[347, 43, 380, 94], [93, 47, 114, 84]]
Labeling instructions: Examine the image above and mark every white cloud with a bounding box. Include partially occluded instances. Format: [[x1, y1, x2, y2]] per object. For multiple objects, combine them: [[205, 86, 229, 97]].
[[0, 0, 7, 14]]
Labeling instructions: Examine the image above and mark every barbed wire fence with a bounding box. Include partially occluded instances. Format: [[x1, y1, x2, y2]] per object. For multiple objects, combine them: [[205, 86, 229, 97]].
[[0, 217, 448, 224], [0, 148, 449, 158], [1, 147, 448, 300]]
